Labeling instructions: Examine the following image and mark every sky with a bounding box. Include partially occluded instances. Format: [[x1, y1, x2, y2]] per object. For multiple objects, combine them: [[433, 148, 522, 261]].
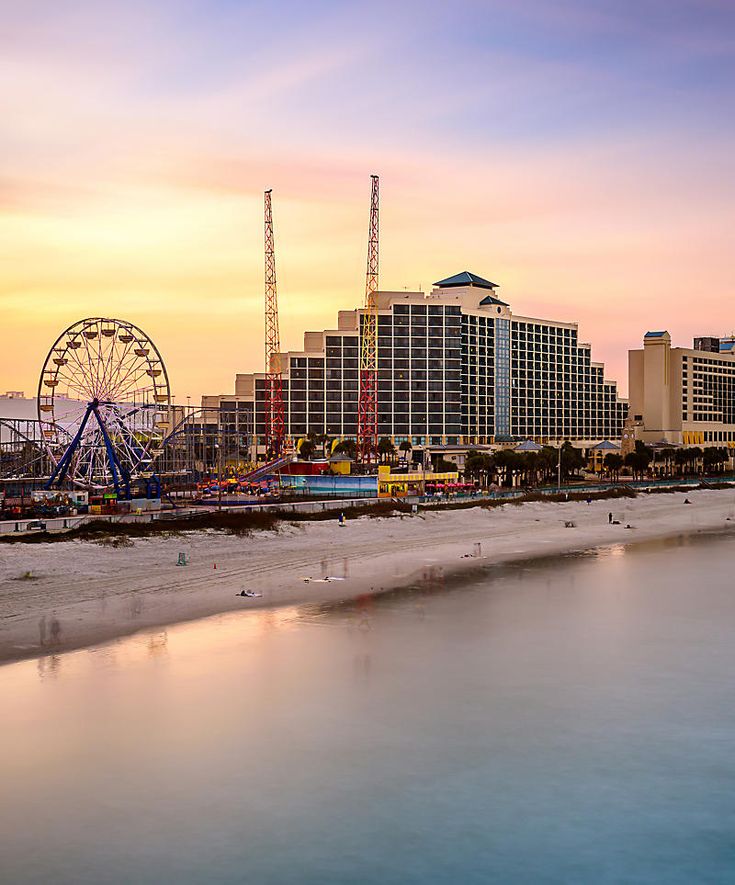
[[2, 0, 734, 401]]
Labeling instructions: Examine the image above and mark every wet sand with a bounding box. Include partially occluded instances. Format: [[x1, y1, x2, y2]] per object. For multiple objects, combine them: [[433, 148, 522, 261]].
[[1, 488, 734, 663]]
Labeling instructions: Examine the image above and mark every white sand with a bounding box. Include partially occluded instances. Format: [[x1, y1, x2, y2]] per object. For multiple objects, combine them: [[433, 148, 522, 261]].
[[1, 488, 734, 662]]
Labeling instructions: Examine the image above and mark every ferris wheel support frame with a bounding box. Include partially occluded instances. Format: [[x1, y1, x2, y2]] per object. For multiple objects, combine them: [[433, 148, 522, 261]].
[[45, 399, 133, 498]]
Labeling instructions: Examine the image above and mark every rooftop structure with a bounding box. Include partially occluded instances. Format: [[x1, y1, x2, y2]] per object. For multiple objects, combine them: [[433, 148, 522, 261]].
[[693, 335, 735, 355], [434, 271, 499, 291]]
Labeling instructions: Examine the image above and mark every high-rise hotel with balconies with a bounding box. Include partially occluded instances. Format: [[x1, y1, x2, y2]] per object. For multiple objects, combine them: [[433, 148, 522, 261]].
[[204, 272, 628, 447]]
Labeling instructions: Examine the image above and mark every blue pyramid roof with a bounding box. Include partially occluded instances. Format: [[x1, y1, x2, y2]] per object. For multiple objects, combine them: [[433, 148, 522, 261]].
[[434, 271, 498, 290], [515, 439, 543, 452], [479, 294, 509, 307], [591, 439, 620, 451]]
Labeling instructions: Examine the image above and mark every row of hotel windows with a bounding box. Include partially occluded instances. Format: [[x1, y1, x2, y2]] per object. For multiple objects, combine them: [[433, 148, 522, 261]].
[[270, 381, 621, 399], [684, 415, 735, 423], [270, 368, 618, 387], [388, 304, 461, 316], [686, 356, 735, 369], [284, 389, 618, 404], [315, 337, 613, 374], [251, 388, 624, 413], [268, 400, 624, 420], [325, 322, 589, 347]]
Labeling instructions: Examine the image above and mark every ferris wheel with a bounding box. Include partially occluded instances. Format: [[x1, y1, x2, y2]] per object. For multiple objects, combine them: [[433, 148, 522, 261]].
[[38, 318, 171, 494]]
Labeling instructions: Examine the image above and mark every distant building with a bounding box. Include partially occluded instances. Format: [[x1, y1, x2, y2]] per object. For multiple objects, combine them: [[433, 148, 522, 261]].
[[0, 392, 36, 420], [629, 330, 735, 447], [693, 336, 735, 354], [207, 272, 627, 449], [693, 336, 721, 354]]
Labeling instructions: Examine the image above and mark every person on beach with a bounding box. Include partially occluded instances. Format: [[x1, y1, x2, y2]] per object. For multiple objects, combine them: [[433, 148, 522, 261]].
[[608, 512, 613, 524]]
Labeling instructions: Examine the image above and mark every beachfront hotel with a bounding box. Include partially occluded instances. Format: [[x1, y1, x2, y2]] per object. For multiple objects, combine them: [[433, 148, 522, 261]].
[[204, 273, 628, 448], [629, 330, 735, 447]]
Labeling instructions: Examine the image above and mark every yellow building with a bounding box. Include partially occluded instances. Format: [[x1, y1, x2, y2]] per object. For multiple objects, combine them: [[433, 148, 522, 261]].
[[377, 465, 459, 497], [329, 454, 352, 475]]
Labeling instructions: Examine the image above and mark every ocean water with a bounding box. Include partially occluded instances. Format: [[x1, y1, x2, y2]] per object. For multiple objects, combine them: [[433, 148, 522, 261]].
[[3, 532, 735, 883]]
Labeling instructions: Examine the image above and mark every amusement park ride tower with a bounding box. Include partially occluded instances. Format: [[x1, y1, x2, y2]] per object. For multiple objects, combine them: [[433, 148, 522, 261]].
[[263, 189, 286, 456], [357, 175, 380, 463]]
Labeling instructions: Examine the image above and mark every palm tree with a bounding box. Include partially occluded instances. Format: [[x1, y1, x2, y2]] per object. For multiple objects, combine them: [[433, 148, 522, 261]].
[[377, 437, 396, 465], [674, 447, 688, 476], [464, 452, 494, 488], [539, 446, 559, 484], [633, 441, 653, 478], [494, 449, 522, 487], [689, 446, 703, 475], [333, 439, 357, 459], [560, 441, 585, 479], [398, 440, 412, 463], [308, 432, 330, 457], [298, 439, 315, 460], [660, 447, 676, 478], [523, 451, 541, 487], [624, 450, 647, 480], [703, 446, 728, 475], [603, 452, 624, 480]]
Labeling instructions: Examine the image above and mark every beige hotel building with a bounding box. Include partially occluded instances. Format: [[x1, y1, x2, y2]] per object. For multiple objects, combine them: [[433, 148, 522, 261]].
[[629, 331, 735, 448]]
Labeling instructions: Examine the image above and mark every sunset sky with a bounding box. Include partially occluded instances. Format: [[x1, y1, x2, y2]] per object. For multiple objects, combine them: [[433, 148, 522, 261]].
[[2, 0, 734, 401]]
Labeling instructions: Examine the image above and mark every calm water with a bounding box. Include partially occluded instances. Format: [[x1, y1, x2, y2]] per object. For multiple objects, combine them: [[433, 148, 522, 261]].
[[3, 532, 735, 883]]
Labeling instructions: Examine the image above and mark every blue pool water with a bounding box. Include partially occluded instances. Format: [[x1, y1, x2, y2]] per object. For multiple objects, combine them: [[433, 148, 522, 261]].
[[2, 532, 735, 883]]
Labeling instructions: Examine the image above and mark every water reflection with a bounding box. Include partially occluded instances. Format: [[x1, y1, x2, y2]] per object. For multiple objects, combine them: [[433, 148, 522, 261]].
[[129, 591, 143, 619], [3, 531, 735, 883], [36, 653, 62, 680], [146, 630, 168, 657]]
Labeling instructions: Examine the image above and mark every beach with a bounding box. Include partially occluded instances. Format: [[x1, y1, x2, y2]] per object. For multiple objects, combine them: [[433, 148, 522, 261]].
[[1, 488, 734, 663]]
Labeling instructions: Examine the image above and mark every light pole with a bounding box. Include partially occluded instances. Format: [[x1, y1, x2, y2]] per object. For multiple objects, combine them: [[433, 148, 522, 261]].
[[185, 396, 192, 496], [215, 419, 223, 512], [557, 441, 562, 494]]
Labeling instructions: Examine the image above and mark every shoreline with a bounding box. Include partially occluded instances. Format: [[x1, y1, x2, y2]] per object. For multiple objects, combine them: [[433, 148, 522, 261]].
[[2, 487, 735, 665]]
